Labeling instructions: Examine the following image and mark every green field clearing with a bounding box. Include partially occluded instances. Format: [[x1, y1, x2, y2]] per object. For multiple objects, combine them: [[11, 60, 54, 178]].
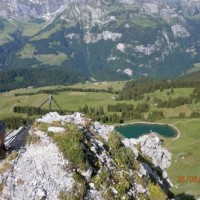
[[147, 88, 194, 101], [18, 43, 68, 65], [131, 16, 159, 28], [30, 23, 62, 41], [0, 86, 198, 119], [9, 85, 67, 94], [0, 32, 14, 45], [10, 81, 126, 94], [20, 22, 44, 37], [160, 118, 200, 197], [35, 52, 68, 66], [186, 63, 200, 74], [19, 44, 36, 59], [0, 19, 17, 45], [0, 94, 28, 118], [19, 92, 115, 111], [69, 81, 126, 92]]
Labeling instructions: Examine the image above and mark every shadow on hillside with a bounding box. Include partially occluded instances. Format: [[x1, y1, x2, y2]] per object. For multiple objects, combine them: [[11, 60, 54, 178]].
[[5, 126, 31, 151], [175, 193, 197, 200]]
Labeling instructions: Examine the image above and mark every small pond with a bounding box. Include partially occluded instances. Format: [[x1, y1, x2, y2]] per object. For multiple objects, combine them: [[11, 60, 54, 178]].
[[115, 123, 177, 139]]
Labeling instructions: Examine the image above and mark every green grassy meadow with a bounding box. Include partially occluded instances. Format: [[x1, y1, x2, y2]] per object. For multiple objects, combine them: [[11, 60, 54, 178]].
[[69, 81, 126, 92], [162, 118, 200, 197], [0, 82, 200, 198], [0, 84, 199, 119]]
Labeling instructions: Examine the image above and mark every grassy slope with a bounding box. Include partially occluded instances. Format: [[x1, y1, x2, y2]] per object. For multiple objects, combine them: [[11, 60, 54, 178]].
[[20, 21, 44, 37], [180, 70, 200, 82], [18, 43, 68, 66], [34, 52, 68, 66], [0, 85, 197, 118], [0, 18, 17, 45], [68, 81, 126, 92], [162, 118, 200, 197]]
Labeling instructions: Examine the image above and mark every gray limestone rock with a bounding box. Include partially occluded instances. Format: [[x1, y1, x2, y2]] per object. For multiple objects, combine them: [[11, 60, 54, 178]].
[[136, 184, 146, 194], [139, 164, 147, 176], [162, 170, 168, 179], [36, 188, 46, 199], [94, 121, 101, 130]]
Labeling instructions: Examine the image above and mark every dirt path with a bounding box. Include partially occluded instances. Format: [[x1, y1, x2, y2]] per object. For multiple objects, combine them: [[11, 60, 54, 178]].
[[23, 95, 28, 102], [8, 96, 28, 113], [8, 103, 17, 113]]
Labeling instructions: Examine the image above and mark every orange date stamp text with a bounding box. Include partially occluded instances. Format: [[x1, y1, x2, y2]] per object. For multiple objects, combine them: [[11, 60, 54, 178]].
[[177, 176, 200, 183]]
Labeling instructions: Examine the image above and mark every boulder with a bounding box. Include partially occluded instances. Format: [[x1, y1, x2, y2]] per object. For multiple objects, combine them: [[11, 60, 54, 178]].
[[48, 127, 65, 133], [138, 135, 171, 170], [94, 121, 101, 130], [136, 184, 146, 193], [162, 170, 168, 179], [36, 188, 46, 200], [122, 138, 139, 157], [139, 164, 147, 176]]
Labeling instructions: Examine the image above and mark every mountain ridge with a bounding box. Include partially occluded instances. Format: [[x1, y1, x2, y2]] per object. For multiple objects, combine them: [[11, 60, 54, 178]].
[[0, 0, 200, 82], [1, 112, 174, 199]]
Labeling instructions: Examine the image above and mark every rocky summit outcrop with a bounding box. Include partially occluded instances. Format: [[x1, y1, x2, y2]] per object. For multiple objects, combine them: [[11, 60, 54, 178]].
[[1, 130, 74, 200], [0, 112, 174, 199], [123, 134, 172, 171]]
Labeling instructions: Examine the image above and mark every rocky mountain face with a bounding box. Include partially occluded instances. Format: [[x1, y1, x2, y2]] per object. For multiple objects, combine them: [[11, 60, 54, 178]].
[[0, 0, 200, 82], [0, 112, 174, 199], [0, 0, 71, 20]]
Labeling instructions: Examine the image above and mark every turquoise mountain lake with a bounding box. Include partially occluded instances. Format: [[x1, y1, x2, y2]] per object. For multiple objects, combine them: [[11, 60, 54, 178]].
[[116, 123, 177, 139]]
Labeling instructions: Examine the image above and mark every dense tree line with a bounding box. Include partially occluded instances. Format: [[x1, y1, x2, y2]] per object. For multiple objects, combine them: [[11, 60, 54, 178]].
[[0, 67, 87, 92], [152, 87, 200, 108], [2, 117, 35, 129], [79, 105, 124, 123], [180, 70, 200, 82], [14, 87, 117, 96], [107, 103, 149, 120], [13, 106, 49, 116], [13, 106, 73, 116], [79, 103, 150, 123], [147, 111, 165, 121], [154, 96, 193, 108], [179, 111, 200, 119], [119, 77, 200, 101], [190, 112, 200, 118], [107, 103, 149, 113], [193, 87, 200, 103]]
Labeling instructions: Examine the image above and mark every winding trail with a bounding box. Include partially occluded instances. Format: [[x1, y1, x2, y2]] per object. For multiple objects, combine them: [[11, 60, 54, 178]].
[[8, 103, 17, 113], [8, 96, 28, 113], [23, 95, 28, 102]]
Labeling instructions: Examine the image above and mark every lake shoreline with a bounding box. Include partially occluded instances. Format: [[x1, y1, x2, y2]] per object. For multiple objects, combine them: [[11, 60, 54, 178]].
[[115, 121, 181, 139]]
